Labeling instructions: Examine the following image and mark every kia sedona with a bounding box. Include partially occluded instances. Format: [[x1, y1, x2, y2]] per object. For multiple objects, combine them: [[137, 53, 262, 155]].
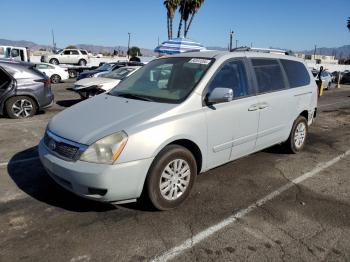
[[39, 50, 317, 210]]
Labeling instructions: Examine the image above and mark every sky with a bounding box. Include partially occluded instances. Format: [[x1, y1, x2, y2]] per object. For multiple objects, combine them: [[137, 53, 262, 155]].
[[1, 0, 349, 51]]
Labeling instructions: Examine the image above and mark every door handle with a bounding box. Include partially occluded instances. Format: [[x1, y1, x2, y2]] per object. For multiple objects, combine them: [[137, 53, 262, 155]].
[[248, 105, 259, 111], [259, 103, 269, 109]]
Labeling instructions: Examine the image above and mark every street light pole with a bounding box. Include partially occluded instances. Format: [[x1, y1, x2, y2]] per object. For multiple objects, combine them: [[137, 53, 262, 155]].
[[314, 44, 317, 59], [127, 32, 131, 59], [229, 30, 234, 51], [51, 29, 56, 51]]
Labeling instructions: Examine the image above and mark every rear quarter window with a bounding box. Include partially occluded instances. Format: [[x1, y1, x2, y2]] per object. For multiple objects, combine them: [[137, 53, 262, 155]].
[[280, 60, 310, 88]]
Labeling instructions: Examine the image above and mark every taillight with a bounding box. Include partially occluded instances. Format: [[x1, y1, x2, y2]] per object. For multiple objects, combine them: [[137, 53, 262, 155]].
[[35, 79, 51, 88]]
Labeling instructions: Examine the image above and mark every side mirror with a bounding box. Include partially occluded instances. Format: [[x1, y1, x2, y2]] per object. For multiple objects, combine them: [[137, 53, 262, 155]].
[[207, 87, 233, 104]]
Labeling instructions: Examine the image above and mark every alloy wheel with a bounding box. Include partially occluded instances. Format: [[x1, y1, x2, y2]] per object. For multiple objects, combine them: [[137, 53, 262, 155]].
[[159, 159, 191, 201], [11, 99, 33, 118], [294, 122, 306, 149]]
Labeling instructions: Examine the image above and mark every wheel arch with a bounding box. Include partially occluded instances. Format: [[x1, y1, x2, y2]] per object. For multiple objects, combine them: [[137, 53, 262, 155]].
[[166, 139, 203, 174], [299, 110, 309, 122], [4, 94, 40, 111]]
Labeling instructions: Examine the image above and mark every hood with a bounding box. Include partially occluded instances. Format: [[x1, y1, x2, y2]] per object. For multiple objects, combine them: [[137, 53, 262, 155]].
[[74, 77, 119, 89], [48, 94, 176, 145]]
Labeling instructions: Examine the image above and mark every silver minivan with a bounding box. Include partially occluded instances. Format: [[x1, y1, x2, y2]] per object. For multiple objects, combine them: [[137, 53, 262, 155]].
[[39, 50, 317, 210]]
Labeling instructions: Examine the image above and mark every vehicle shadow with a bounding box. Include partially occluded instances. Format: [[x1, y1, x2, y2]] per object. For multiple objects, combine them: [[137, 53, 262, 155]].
[[7, 147, 115, 212], [56, 99, 81, 108]]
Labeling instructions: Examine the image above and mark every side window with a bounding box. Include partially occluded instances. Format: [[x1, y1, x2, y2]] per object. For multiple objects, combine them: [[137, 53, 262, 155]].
[[252, 59, 286, 94], [280, 59, 310, 88], [0, 68, 11, 89], [208, 60, 250, 99], [80, 50, 87, 55], [71, 50, 79, 55], [36, 64, 48, 69], [63, 50, 70, 55]]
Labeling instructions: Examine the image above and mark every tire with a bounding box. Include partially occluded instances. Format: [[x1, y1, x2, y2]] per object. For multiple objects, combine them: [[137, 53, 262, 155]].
[[69, 70, 77, 78], [49, 58, 59, 65], [5, 96, 37, 119], [78, 59, 87, 66], [50, 74, 61, 84], [284, 116, 308, 153], [145, 145, 197, 210]]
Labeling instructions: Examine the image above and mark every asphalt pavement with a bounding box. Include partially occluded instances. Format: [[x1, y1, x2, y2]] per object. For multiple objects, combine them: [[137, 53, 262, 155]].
[[0, 81, 349, 262]]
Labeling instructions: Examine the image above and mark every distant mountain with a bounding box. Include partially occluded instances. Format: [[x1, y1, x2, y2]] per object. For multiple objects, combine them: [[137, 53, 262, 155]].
[[1, 39, 348, 59], [0, 39, 156, 56], [297, 45, 350, 59], [0, 39, 51, 50]]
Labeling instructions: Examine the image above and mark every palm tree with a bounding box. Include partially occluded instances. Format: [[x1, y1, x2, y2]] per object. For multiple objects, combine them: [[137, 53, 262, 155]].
[[184, 0, 204, 37], [347, 17, 350, 31], [177, 0, 192, 37], [164, 0, 179, 39]]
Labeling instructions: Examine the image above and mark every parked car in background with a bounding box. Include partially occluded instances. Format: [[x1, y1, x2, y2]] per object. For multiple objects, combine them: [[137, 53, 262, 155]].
[[72, 66, 141, 99], [41, 49, 90, 66], [340, 72, 350, 84], [76, 61, 143, 80], [313, 70, 332, 90], [320, 70, 332, 90], [0, 60, 53, 119], [39, 51, 317, 210], [35, 63, 69, 84], [76, 62, 119, 80]]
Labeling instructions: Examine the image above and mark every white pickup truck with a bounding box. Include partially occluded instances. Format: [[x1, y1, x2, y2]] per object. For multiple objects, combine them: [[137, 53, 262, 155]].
[[41, 49, 90, 66]]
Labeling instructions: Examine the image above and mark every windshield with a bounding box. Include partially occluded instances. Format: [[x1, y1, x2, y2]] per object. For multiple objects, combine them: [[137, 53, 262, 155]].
[[97, 63, 114, 71], [103, 67, 136, 80], [109, 57, 213, 103]]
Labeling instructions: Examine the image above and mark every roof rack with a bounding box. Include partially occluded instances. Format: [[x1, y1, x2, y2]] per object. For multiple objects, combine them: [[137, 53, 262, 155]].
[[230, 46, 290, 55]]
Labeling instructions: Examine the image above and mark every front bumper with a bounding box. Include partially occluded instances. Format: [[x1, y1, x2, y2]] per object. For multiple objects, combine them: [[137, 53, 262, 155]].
[[38, 139, 154, 202]]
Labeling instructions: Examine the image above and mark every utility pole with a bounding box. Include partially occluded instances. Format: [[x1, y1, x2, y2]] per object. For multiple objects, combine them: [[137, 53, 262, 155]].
[[127, 32, 131, 59], [51, 29, 56, 52], [313, 44, 317, 59], [229, 30, 234, 51]]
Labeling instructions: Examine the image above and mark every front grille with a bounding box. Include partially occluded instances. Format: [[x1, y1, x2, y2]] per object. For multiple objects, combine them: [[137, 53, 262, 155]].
[[44, 132, 80, 161]]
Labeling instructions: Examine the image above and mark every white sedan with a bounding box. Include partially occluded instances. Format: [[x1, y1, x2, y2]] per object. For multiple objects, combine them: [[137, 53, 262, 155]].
[[35, 63, 69, 84], [72, 66, 141, 99]]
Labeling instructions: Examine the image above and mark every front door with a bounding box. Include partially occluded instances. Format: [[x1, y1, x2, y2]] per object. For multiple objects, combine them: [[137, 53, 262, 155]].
[[205, 59, 259, 169]]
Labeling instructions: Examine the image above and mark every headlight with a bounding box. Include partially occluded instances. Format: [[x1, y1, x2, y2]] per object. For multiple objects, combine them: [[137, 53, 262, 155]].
[[80, 131, 128, 164]]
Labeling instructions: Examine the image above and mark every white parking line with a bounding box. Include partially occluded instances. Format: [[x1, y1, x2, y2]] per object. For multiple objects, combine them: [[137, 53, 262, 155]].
[[151, 149, 350, 262], [0, 156, 39, 168]]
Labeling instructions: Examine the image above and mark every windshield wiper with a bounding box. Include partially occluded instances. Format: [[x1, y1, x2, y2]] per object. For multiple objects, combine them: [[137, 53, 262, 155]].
[[116, 93, 154, 102]]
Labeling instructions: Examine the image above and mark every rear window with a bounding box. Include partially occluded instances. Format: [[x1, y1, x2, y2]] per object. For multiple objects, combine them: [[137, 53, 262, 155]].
[[252, 59, 286, 94], [80, 50, 88, 55], [280, 60, 310, 88]]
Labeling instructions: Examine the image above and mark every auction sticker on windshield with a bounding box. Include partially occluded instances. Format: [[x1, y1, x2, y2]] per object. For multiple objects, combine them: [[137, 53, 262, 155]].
[[188, 58, 211, 65]]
